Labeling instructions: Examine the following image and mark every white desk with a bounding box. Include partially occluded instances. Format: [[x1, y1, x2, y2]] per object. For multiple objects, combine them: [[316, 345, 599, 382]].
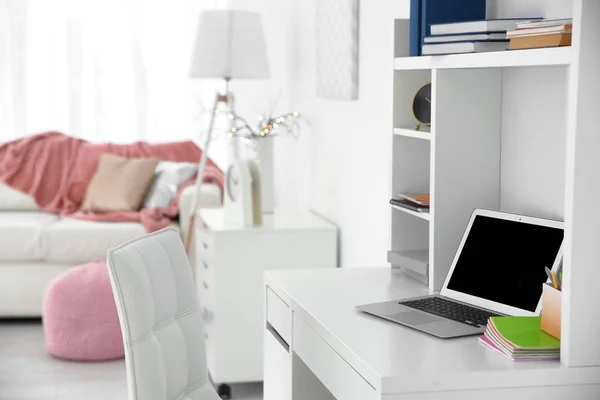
[[263, 268, 600, 400]]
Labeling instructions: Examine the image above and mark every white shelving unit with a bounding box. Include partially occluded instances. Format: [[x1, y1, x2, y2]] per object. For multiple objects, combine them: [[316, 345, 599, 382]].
[[391, 0, 600, 369], [391, 204, 430, 221], [393, 127, 432, 141], [394, 46, 571, 70]]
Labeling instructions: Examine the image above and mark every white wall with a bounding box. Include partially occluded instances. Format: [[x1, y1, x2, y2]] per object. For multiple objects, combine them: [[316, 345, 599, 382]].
[[499, 67, 568, 221], [231, 0, 410, 267]]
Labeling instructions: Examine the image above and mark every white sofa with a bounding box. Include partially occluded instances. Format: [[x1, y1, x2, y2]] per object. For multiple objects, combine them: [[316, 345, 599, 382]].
[[0, 182, 220, 317]]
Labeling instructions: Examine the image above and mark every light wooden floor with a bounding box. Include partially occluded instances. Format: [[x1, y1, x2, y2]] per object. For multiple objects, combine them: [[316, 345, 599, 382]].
[[0, 320, 262, 400]]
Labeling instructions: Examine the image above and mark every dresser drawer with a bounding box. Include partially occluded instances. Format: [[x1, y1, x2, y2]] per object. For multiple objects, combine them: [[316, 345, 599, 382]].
[[266, 288, 292, 345], [196, 254, 215, 284], [195, 220, 214, 252], [195, 230, 215, 286], [197, 274, 215, 307]]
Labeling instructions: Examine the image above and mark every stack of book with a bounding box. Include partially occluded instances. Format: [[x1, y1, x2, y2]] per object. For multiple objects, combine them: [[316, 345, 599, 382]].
[[422, 18, 540, 56], [507, 19, 573, 50], [479, 316, 560, 362], [390, 193, 430, 214]]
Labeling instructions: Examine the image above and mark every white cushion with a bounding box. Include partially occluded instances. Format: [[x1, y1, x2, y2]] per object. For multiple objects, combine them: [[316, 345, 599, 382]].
[[41, 219, 177, 264], [0, 183, 39, 210], [107, 228, 219, 400], [0, 212, 58, 261]]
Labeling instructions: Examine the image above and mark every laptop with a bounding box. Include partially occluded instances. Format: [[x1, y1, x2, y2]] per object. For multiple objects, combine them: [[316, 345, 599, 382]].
[[356, 209, 564, 338]]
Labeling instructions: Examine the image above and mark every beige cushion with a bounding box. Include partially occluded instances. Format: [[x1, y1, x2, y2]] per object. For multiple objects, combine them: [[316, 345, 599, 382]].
[[81, 153, 160, 212]]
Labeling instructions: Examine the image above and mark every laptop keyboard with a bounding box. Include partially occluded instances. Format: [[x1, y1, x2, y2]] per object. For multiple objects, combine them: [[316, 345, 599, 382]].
[[399, 297, 498, 327]]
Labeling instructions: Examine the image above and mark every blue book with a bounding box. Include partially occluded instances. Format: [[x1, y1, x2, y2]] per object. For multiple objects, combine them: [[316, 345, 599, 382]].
[[409, 0, 486, 56], [409, 0, 422, 56], [421, 0, 486, 54]]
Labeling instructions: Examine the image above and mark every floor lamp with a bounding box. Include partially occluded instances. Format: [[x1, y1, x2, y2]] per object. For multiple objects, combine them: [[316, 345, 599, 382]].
[[184, 10, 270, 254]]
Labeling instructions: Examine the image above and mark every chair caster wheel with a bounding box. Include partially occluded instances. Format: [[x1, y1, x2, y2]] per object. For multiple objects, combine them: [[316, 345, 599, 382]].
[[218, 384, 232, 399]]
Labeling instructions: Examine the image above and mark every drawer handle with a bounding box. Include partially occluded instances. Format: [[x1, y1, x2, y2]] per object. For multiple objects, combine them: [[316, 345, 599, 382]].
[[202, 307, 214, 321], [203, 281, 209, 290], [202, 241, 208, 250], [267, 322, 289, 352], [202, 221, 209, 231], [202, 261, 209, 270]]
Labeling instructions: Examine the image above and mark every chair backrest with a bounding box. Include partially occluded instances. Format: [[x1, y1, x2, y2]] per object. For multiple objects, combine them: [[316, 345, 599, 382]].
[[107, 228, 218, 400]]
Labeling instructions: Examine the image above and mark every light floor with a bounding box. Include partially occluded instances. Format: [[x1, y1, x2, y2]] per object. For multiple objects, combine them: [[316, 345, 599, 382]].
[[0, 320, 262, 400]]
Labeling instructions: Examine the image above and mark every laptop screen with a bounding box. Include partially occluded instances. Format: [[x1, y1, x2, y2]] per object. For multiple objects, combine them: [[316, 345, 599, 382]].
[[446, 215, 564, 312]]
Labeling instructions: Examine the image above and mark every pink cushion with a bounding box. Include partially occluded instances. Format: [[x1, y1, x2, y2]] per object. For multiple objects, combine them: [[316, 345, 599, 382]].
[[43, 261, 125, 361]]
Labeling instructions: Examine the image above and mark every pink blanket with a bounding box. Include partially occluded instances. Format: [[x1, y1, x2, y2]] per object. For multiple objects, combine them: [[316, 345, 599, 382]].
[[0, 132, 223, 232]]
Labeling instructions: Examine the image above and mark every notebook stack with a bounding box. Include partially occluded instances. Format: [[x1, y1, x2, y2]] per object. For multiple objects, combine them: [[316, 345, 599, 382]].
[[507, 19, 573, 50], [423, 18, 540, 55], [479, 316, 560, 362], [390, 193, 430, 213]]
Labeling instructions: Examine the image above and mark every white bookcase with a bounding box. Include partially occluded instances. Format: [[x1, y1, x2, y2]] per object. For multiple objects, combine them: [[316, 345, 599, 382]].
[[391, 0, 600, 368]]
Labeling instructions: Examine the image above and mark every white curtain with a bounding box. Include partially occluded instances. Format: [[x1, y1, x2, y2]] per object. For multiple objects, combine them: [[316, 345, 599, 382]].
[[0, 0, 229, 146]]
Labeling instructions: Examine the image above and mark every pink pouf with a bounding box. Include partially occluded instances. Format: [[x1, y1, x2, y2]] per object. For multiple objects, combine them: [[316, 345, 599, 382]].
[[43, 261, 125, 361]]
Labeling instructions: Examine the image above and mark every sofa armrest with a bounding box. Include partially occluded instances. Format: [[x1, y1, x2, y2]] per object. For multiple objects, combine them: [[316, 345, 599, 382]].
[[179, 184, 222, 241]]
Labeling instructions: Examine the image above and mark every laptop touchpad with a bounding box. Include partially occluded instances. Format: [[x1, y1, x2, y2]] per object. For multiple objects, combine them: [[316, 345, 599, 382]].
[[388, 311, 442, 325]]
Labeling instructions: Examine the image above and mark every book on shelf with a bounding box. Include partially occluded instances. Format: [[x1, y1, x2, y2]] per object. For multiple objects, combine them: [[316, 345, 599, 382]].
[[430, 18, 541, 36], [507, 24, 572, 38], [424, 32, 507, 43], [508, 33, 572, 50], [398, 193, 430, 206], [422, 41, 509, 56], [409, 0, 487, 56], [390, 198, 430, 213], [479, 316, 560, 362], [516, 18, 573, 30]]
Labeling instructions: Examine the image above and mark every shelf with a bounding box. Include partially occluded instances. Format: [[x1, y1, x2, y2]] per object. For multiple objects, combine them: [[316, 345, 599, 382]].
[[394, 47, 571, 71], [391, 204, 430, 221], [393, 127, 432, 141]]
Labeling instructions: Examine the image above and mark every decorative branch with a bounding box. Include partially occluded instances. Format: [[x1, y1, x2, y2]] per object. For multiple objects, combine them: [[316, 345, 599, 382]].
[[225, 111, 305, 140]]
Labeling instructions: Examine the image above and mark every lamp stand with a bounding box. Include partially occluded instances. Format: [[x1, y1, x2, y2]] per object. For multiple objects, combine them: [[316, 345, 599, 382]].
[[184, 79, 232, 255]]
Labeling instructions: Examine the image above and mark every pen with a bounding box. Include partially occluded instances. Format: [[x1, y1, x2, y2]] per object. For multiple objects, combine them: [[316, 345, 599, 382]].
[[545, 266, 553, 283], [551, 270, 560, 290]]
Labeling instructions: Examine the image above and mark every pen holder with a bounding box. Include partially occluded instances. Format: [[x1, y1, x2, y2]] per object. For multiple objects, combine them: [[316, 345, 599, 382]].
[[541, 283, 562, 340]]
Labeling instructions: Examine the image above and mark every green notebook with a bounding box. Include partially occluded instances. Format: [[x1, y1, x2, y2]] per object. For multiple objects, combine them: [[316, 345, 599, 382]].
[[489, 316, 560, 350]]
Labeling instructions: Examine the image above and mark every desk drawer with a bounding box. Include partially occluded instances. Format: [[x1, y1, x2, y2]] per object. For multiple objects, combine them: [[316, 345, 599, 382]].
[[266, 288, 292, 345], [293, 315, 376, 400]]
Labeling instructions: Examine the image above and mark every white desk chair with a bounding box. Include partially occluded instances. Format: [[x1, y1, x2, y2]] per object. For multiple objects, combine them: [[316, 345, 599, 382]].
[[107, 228, 220, 400]]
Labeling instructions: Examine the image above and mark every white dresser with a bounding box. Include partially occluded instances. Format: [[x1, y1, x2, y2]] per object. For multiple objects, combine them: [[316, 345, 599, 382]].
[[194, 208, 337, 390]]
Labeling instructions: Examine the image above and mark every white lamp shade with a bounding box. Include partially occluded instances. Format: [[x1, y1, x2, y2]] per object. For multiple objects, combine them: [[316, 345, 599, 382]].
[[190, 10, 271, 80]]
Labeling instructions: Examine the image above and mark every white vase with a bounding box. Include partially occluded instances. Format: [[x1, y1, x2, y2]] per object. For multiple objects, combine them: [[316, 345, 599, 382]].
[[255, 136, 275, 213]]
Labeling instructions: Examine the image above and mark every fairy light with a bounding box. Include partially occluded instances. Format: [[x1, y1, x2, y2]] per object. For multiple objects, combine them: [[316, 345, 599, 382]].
[[224, 110, 303, 139]]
